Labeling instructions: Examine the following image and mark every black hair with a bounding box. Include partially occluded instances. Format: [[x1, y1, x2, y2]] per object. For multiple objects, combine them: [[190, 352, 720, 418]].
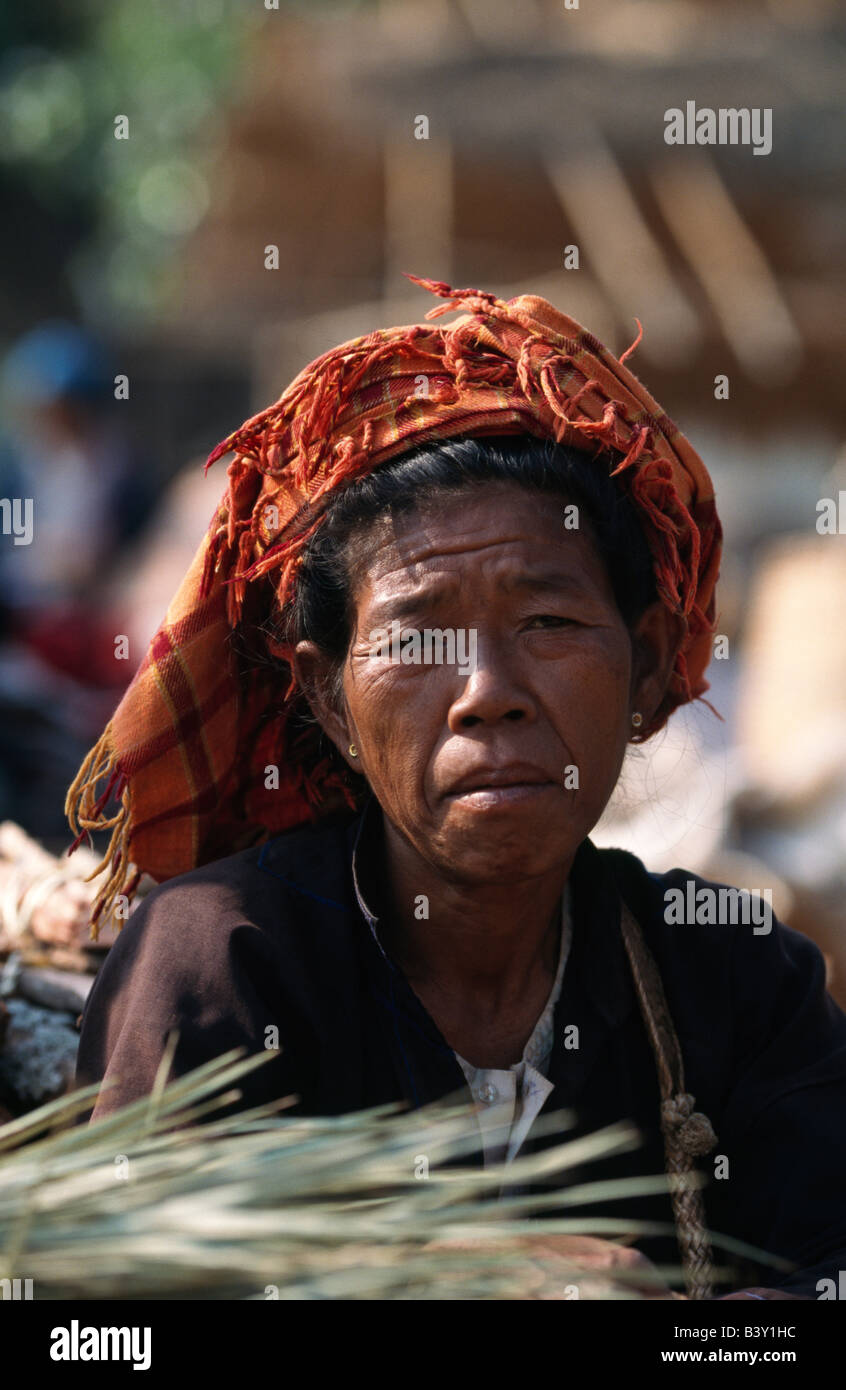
[[279, 434, 657, 709]]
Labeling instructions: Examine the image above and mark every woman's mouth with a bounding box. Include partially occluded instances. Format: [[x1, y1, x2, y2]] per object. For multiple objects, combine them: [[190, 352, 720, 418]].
[[444, 764, 558, 809], [447, 781, 557, 810]]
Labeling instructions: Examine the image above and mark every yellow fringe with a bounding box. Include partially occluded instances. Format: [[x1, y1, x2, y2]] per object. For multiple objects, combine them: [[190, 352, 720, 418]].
[[64, 722, 139, 942]]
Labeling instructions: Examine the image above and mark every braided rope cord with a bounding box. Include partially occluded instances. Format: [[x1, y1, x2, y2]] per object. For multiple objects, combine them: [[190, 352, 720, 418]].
[[618, 901, 718, 1300]]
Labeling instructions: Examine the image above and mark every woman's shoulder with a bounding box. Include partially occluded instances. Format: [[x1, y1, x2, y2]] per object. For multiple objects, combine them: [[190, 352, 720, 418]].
[[596, 842, 835, 1026], [111, 814, 360, 961], [76, 814, 365, 1117], [596, 842, 802, 948]]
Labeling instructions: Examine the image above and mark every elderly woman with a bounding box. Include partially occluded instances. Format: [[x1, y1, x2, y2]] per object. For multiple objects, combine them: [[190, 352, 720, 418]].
[[68, 278, 846, 1301]]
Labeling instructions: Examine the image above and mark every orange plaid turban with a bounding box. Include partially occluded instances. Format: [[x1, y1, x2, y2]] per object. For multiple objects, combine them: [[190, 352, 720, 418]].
[[65, 276, 721, 937]]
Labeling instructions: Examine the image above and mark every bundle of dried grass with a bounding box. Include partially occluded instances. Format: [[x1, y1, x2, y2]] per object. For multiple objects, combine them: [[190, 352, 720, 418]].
[[0, 1045, 709, 1301]]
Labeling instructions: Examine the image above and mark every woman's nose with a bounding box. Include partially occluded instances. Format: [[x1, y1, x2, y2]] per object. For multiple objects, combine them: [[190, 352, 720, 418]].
[[446, 643, 538, 730]]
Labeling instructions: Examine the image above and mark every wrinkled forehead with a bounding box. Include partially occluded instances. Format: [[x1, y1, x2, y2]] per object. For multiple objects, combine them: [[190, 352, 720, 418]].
[[346, 482, 607, 604]]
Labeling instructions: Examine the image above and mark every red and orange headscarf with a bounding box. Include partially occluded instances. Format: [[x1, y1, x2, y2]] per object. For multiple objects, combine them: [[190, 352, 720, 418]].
[[65, 276, 721, 937]]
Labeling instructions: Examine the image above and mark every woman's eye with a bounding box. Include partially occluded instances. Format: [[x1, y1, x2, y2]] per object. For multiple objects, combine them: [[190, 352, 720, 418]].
[[525, 614, 576, 629]]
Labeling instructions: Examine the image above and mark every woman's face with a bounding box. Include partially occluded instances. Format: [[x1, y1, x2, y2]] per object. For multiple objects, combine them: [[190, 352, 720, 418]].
[[296, 481, 681, 887]]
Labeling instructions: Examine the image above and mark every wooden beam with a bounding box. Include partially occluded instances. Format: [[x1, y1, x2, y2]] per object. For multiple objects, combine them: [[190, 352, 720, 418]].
[[546, 134, 702, 368], [651, 152, 803, 384]]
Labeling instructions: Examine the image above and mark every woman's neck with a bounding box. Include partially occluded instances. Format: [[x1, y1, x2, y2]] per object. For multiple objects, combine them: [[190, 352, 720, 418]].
[[373, 812, 571, 1017]]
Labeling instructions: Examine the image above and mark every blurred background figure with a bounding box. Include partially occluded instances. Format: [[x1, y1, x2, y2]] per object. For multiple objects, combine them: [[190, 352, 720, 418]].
[[0, 321, 155, 632], [0, 322, 157, 841]]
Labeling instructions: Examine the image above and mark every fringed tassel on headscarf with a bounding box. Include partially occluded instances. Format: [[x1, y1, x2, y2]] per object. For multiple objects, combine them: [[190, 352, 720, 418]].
[[63, 724, 141, 940]]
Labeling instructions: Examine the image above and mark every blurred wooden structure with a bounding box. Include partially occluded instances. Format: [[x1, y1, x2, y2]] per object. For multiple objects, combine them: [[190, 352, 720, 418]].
[[160, 0, 846, 441]]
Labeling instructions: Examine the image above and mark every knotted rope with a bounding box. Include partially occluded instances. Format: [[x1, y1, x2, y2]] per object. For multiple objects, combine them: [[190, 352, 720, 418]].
[[619, 901, 718, 1300]]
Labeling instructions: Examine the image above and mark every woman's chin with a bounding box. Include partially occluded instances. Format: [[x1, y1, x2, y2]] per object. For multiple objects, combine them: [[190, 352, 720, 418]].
[[435, 789, 579, 879]]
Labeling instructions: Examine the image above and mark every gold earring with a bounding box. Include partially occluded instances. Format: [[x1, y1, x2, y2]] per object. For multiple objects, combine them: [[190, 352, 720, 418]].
[[348, 744, 358, 758], [631, 712, 643, 729]]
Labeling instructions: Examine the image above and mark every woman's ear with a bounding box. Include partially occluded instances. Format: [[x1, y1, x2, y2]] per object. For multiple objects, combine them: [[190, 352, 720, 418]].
[[628, 603, 687, 729], [292, 640, 357, 768]]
